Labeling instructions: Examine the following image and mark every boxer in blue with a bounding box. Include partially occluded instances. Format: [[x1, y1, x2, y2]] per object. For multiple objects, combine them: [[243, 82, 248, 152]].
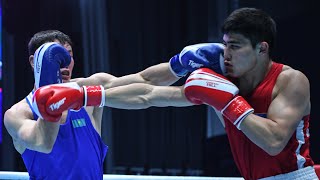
[[4, 30, 225, 179], [4, 30, 108, 179]]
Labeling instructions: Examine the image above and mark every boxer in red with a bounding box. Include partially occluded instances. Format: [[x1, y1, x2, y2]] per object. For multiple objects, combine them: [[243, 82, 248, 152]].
[[30, 8, 317, 179]]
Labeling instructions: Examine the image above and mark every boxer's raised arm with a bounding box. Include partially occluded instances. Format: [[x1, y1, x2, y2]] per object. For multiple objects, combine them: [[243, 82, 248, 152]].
[[3, 42, 69, 154], [73, 43, 225, 88], [4, 103, 60, 154], [32, 82, 193, 122], [73, 62, 178, 88]]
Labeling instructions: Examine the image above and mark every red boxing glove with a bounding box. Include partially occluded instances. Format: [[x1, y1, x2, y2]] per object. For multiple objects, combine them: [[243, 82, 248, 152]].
[[184, 68, 254, 129], [32, 82, 105, 122]]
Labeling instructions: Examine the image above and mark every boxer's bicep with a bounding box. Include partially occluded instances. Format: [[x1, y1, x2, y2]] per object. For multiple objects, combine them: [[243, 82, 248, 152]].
[[4, 103, 33, 141], [267, 71, 310, 148], [268, 70, 310, 138], [4, 103, 54, 152]]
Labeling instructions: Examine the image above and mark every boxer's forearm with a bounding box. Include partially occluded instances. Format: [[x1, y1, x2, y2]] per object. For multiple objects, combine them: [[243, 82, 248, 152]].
[[73, 63, 179, 89], [107, 63, 180, 88], [136, 62, 180, 86], [104, 83, 192, 109]]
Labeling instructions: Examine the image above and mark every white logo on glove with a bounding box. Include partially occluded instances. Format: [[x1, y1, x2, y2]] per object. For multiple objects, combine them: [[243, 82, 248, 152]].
[[206, 81, 218, 87], [49, 97, 66, 111], [188, 60, 203, 68]]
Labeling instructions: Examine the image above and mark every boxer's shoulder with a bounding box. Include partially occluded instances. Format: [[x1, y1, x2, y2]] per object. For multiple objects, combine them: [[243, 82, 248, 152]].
[[6, 99, 34, 121]]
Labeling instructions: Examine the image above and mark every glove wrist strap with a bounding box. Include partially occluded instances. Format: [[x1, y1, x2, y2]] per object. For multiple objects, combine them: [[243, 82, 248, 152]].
[[83, 86, 105, 107], [222, 96, 254, 130]]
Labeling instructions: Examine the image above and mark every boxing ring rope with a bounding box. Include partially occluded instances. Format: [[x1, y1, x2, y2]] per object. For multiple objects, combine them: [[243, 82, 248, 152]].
[[0, 171, 244, 180]]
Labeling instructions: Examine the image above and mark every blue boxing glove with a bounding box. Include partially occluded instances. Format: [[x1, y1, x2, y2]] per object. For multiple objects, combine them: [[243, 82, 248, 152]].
[[169, 43, 225, 77], [33, 42, 71, 89]]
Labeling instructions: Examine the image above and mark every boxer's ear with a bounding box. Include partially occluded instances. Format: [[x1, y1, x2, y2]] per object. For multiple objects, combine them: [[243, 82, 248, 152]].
[[256, 42, 268, 54], [29, 55, 34, 69]]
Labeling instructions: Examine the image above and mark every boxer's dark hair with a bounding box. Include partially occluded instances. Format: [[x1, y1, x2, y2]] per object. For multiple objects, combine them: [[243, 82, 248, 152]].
[[221, 7, 276, 57], [28, 30, 73, 56]]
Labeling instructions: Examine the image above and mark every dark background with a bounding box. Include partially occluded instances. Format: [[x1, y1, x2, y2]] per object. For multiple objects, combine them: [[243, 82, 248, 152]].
[[0, 0, 319, 177]]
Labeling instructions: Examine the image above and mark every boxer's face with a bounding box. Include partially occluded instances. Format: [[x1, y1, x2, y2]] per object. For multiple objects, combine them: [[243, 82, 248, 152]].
[[29, 41, 74, 80], [222, 32, 258, 78]]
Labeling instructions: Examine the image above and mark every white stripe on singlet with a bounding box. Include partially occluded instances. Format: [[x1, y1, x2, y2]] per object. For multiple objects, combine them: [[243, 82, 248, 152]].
[[26, 91, 33, 108], [295, 120, 307, 169]]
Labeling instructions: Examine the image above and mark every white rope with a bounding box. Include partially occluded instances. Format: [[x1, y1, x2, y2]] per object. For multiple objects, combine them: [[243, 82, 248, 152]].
[[0, 171, 28, 180], [0, 171, 244, 180]]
